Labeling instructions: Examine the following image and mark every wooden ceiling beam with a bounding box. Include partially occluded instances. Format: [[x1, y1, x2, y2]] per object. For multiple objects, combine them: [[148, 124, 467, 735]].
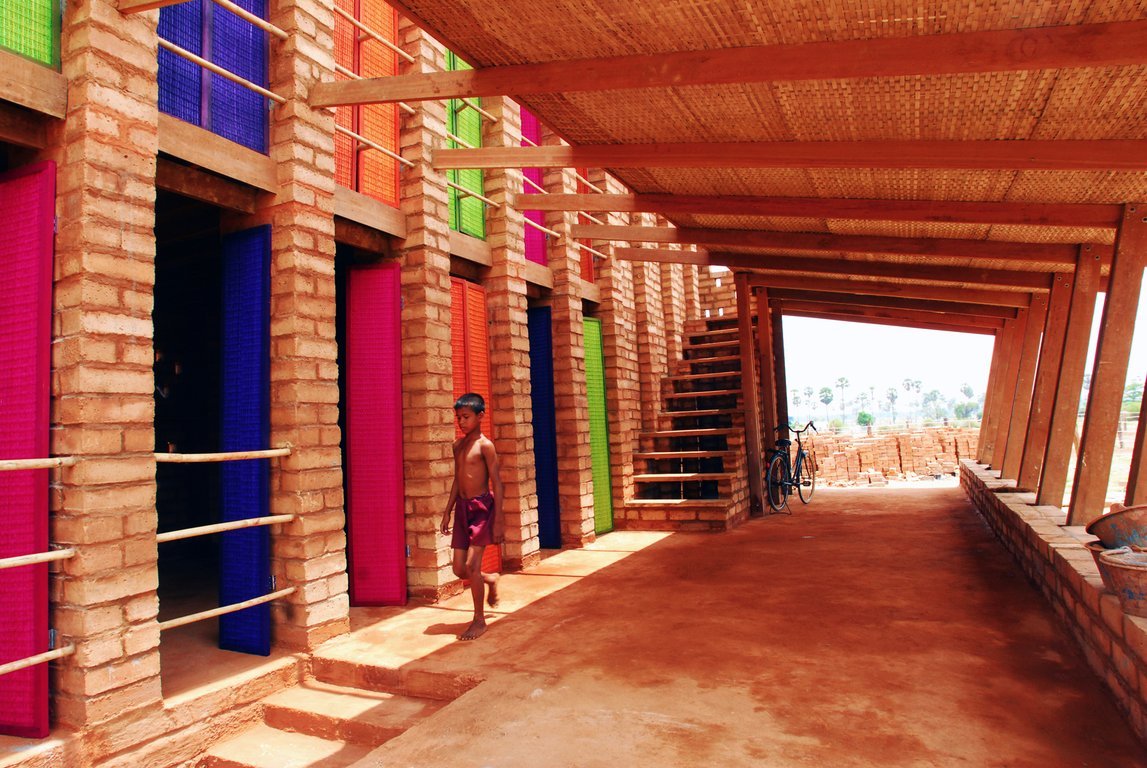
[[511, 193, 1121, 229], [575, 223, 1084, 266], [434, 140, 1147, 172], [155, 159, 260, 214], [766, 288, 1017, 318], [311, 19, 1147, 106], [777, 307, 998, 336], [612, 247, 1053, 290], [746, 273, 1031, 308], [773, 300, 1006, 329]]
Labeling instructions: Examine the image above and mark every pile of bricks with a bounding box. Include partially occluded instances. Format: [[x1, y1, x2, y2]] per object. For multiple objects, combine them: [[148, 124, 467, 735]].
[[804, 428, 979, 486]]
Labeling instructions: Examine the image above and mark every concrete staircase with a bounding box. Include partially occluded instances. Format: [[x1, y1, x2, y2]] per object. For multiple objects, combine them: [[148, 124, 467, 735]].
[[624, 316, 751, 530], [196, 673, 446, 768]]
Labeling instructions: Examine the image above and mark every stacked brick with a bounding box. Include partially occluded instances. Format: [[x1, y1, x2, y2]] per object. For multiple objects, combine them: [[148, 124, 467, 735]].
[[807, 428, 980, 485]]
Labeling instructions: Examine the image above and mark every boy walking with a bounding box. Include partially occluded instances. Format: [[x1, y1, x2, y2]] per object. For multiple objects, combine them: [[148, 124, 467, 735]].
[[440, 393, 504, 640]]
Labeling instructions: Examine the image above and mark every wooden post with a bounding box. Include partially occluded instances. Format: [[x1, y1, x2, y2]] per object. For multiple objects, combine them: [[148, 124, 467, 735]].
[[736, 274, 765, 516], [977, 333, 1005, 463], [988, 312, 1027, 469], [1037, 248, 1102, 507], [771, 305, 790, 437], [1017, 274, 1073, 490], [756, 288, 778, 443], [1068, 206, 1147, 525], [1001, 294, 1048, 479], [1126, 371, 1147, 505]]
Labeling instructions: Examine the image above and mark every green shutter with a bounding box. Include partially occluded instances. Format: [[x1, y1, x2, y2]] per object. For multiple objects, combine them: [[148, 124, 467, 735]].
[[446, 52, 485, 239], [1, 0, 58, 68], [584, 317, 613, 534]]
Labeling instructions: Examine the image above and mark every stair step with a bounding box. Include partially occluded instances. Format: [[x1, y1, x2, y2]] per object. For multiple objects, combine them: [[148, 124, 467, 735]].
[[626, 498, 730, 507], [662, 408, 739, 418], [669, 370, 741, 382], [664, 388, 741, 400], [634, 450, 736, 460], [688, 326, 739, 339], [633, 472, 737, 482], [199, 723, 371, 768], [642, 427, 739, 439], [263, 680, 443, 746], [685, 339, 740, 352], [686, 354, 740, 366]]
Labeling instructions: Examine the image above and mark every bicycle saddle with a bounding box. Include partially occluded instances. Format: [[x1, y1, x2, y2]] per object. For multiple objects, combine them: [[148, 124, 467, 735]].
[[774, 439, 792, 447]]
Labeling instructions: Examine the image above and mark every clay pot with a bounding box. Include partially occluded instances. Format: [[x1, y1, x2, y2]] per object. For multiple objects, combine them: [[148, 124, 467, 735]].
[[1085, 540, 1117, 591], [1098, 548, 1147, 618], [1085, 504, 1147, 549]]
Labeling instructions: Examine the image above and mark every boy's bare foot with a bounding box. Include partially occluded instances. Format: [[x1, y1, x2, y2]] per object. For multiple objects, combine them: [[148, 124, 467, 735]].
[[487, 574, 500, 608], [459, 620, 487, 641]]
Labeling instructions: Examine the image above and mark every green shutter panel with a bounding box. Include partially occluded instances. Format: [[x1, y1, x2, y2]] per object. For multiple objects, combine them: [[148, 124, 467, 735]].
[[446, 52, 485, 239], [583, 318, 613, 534], [1, 0, 58, 68]]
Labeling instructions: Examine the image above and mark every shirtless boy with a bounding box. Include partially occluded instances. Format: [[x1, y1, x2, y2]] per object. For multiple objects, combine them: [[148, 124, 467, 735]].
[[440, 393, 504, 640]]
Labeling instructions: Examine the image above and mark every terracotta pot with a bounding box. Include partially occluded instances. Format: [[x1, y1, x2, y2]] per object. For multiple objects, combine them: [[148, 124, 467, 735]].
[[1098, 549, 1147, 618], [1085, 504, 1147, 549]]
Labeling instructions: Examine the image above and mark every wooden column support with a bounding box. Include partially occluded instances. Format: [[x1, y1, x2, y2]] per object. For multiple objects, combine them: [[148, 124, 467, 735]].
[[977, 333, 1005, 463], [771, 306, 790, 438], [1126, 372, 1147, 505], [1068, 205, 1147, 525], [1017, 274, 1073, 490], [988, 312, 1027, 469], [1000, 294, 1049, 479], [756, 289, 778, 443], [1037, 248, 1102, 507], [736, 275, 765, 516]]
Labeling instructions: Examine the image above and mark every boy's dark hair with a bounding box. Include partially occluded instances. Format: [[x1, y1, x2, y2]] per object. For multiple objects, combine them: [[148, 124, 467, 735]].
[[454, 392, 485, 414]]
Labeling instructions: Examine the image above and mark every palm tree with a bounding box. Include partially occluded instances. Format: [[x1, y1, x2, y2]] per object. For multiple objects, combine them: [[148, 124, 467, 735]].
[[804, 386, 815, 421], [819, 386, 834, 424], [886, 387, 899, 422], [835, 376, 849, 418]]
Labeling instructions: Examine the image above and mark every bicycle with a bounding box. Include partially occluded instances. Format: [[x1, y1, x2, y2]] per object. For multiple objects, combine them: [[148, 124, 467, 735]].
[[765, 421, 817, 513]]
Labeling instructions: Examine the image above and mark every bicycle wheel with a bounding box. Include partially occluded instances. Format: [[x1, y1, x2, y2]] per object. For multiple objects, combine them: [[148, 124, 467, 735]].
[[766, 453, 789, 513], [797, 452, 816, 504]]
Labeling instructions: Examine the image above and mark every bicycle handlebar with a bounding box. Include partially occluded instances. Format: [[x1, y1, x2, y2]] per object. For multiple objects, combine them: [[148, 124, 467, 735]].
[[775, 421, 817, 435]]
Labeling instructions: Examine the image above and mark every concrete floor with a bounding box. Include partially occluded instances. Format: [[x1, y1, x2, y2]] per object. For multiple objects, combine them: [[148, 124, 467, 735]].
[[335, 485, 1146, 767]]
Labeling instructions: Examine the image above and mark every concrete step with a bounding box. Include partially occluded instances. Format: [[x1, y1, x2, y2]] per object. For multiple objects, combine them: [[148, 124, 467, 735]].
[[198, 723, 371, 768], [311, 653, 481, 702], [263, 680, 443, 747]]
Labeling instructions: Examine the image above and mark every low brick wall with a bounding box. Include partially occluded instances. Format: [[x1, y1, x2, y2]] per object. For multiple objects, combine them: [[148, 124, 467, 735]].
[[961, 460, 1147, 741], [809, 427, 978, 485]]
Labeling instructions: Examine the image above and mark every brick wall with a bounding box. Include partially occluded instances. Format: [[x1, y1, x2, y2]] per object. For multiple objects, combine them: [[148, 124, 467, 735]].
[[962, 462, 1147, 742], [809, 428, 979, 485]]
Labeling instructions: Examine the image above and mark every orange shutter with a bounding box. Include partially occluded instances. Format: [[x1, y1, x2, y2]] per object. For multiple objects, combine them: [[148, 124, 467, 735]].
[[332, 0, 355, 190], [359, 3, 399, 205]]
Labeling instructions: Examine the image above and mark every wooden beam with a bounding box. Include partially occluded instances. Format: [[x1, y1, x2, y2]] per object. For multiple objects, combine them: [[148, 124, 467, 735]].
[[158, 114, 278, 193], [977, 335, 1006, 462], [614, 246, 1056, 290], [155, 158, 260, 214], [749, 273, 1031, 308], [736, 275, 765, 516], [119, 0, 191, 11], [511, 193, 1122, 229], [1016, 272, 1074, 490], [314, 20, 1147, 105], [755, 287, 778, 448], [771, 306, 790, 437], [0, 100, 47, 149], [0, 49, 66, 118], [989, 313, 1028, 468], [1068, 205, 1147, 525], [333, 186, 407, 239], [1125, 375, 1147, 506], [434, 141, 1147, 172], [574, 224, 1081, 266], [334, 218, 392, 255], [766, 288, 1017, 319], [771, 300, 1004, 330], [1000, 293, 1050, 479], [778, 307, 998, 336], [1036, 251, 1102, 507]]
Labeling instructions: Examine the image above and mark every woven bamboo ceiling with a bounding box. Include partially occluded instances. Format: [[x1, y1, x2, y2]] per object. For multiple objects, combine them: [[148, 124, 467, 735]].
[[318, 1, 1147, 334]]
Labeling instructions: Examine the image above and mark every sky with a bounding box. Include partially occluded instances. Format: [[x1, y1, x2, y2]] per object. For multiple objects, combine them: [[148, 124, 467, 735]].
[[774, 280, 1147, 414]]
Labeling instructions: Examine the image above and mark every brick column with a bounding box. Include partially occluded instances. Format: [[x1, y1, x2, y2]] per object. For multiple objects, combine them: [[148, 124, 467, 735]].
[[633, 214, 668, 434], [262, 0, 347, 649], [660, 260, 686, 365], [596, 179, 640, 528], [683, 263, 702, 322], [46, 0, 162, 730], [544, 150, 594, 547], [482, 98, 539, 569], [397, 27, 455, 598]]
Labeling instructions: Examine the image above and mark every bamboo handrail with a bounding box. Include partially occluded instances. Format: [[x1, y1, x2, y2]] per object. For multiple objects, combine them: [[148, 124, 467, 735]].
[[571, 241, 608, 260], [446, 179, 499, 208], [445, 131, 475, 150], [571, 169, 604, 194], [212, 0, 287, 40], [459, 98, 496, 123], [0, 548, 76, 571], [158, 39, 286, 105], [579, 211, 607, 226], [332, 64, 415, 114], [158, 587, 296, 632], [521, 135, 539, 148], [522, 175, 546, 195], [154, 447, 292, 463], [332, 6, 414, 63], [335, 124, 414, 167], [157, 514, 296, 544], [0, 456, 77, 471], [0, 645, 75, 677], [521, 214, 560, 239]]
